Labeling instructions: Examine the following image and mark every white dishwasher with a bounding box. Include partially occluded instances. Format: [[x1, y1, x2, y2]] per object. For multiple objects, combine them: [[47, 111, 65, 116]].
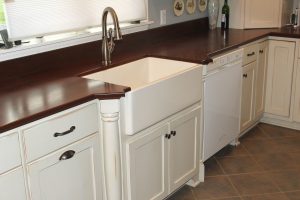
[[203, 49, 243, 161]]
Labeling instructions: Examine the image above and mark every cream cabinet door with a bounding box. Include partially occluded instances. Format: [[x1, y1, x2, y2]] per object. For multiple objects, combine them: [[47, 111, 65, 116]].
[[0, 167, 27, 200], [0, 132, 22, 175], [240, 62, 256, 132], [126, 125, 169, 200], [265, 40, 295, 117], [27, 134, 103, 200], [254, 42, 268, 119], [169, 108, 200, 193], [244, 0, 282, 28], [293, 59, 300, 122]]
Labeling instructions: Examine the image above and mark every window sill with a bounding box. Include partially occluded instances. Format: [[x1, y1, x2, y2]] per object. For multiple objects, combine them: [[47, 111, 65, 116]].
[[0, 21, 153, 62]]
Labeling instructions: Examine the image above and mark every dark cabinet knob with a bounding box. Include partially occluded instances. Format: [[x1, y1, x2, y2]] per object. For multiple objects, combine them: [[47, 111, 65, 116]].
[[243, 74, 248, 78], [54, 126, 76, 137], [165, 134, 171, 139], [59, 150, 75, 161], [171, 131, 177, 136], [259, 50, 264, 54]]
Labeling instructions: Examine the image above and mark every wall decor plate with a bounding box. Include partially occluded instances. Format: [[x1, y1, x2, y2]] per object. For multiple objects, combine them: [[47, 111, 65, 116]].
[[174, 0, 184, 16], [186, 0, 196, 14], [198, 0, 207, 12]]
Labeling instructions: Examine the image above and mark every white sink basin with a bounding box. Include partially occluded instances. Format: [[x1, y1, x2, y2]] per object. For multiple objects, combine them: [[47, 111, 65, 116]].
[[84, 57, 203, 135]]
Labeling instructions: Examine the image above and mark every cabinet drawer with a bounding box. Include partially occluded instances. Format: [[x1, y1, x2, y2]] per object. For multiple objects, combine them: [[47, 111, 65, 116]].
[[243, 44, 258, 65], [23, 103, 99, 162], [0, 133, 22, 174]]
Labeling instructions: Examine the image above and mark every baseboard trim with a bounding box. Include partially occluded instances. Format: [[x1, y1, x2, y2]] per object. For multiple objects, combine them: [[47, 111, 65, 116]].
[[239, 121, 260, 138], [261, 117, 300, 131]]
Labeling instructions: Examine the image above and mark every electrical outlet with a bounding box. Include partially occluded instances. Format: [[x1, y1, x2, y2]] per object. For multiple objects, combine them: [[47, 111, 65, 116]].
[[160, 10, 166, 25]]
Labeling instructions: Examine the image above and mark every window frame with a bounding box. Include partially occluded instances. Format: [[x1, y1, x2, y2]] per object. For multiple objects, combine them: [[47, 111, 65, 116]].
[[0, 20, 153, 62]]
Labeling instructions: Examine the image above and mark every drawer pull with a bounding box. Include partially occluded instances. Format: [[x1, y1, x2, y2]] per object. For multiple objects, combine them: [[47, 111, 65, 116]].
[[247, 52, 255, 57], [259, 50, 264, 54], [59, 150, 75, 161], [243, 74, 248, 78], [54, 126, 76, 137]]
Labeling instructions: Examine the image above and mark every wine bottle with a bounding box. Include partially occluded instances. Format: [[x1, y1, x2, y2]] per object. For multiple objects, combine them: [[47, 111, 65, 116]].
[[221, 0, 230, 29]]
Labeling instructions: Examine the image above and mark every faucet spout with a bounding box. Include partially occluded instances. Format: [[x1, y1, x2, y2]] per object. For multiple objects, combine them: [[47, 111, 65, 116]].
[[101, 7, 123, 66]]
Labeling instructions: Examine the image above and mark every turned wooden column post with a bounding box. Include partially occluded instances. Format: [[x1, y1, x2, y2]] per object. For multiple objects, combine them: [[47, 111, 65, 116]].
[[100, 100, 122, 200]]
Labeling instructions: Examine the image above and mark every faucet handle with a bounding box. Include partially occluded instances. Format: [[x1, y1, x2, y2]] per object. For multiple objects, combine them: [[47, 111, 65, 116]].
[[108, 28, 115, 53]]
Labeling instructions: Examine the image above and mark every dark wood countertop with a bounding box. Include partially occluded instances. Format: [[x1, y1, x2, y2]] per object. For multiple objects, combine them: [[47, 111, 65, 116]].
[[1, 18, 300, 133], [0, 77, 129, 132]]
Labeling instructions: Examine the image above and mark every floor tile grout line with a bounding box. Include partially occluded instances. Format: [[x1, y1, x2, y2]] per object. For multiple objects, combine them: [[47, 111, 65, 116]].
[[213, 157, 242, 198], [225, 175, 243, 199], [213, 156, 226, 175], [240, 191, 288, 198], [257, 124, 273, 138], [205, 169, 297, 177], [188, 186, 198, 200], [258, 125, 300, 193], [259, 123, 300, 139], [232, 132, 288, 195], [240, 128, 287, 193], [237, 141, 266, 172]]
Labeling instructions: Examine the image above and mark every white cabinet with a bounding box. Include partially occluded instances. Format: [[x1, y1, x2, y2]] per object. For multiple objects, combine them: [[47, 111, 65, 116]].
[[240, 41, 268, 133], [265, 40, 295, 117], [218, 0, 292, 29], [254, 42, 268, 119], [0, 101, 120, 200], [23, 103, 99, 162], [27, 134, 103, 200], [0, 132, 22, 174], [169, 109, 199, 193], [126, 106, 201, 200], [0, 168, 27, 200], [0, 132, 27, 200], [126, 125, 168, 200], [240, 61, 256, 132], [293, 59, 300, 122], [244, 0, 282, 28]]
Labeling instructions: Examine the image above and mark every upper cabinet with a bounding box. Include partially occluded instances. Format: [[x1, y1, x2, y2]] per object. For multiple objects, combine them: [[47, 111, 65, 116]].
[[218, 0, 292, 29], [244, 0, 282, 28]]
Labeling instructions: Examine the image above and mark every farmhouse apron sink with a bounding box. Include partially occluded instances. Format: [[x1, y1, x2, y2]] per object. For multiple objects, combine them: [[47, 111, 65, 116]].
[[84, 57, 203, 135]]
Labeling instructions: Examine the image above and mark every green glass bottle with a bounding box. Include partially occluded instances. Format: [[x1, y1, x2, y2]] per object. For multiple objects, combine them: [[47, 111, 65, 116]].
[[221, 0, 230, 29]]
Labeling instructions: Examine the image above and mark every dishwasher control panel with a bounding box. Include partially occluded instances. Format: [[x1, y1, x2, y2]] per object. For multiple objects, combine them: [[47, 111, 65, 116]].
[[203, 49, 244, 75]]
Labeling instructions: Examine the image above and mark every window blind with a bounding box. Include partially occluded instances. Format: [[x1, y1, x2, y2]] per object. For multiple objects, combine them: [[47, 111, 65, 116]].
[[4, 0, 147, 40]]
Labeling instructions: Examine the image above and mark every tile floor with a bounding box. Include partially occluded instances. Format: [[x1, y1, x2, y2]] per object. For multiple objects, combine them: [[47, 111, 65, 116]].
[[167, 123, 300, 200]]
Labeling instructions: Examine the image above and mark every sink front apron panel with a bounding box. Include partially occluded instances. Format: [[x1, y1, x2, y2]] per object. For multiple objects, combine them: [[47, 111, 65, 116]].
[[121, 65, 203, 135]]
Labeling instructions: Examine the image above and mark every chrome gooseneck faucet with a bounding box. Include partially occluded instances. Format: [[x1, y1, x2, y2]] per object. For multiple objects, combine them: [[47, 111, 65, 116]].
[[101, 7, 122, 66]]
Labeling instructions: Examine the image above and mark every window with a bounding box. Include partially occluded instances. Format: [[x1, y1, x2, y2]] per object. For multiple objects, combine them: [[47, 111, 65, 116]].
[[0, 0, 5, 25], [0, 1, 150, 62], [4, 0, 148, 40]]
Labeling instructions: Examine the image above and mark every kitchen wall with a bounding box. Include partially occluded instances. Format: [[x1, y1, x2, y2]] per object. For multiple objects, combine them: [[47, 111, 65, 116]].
[[294, 0, 300, 8], [148, 0, 208, 29]]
